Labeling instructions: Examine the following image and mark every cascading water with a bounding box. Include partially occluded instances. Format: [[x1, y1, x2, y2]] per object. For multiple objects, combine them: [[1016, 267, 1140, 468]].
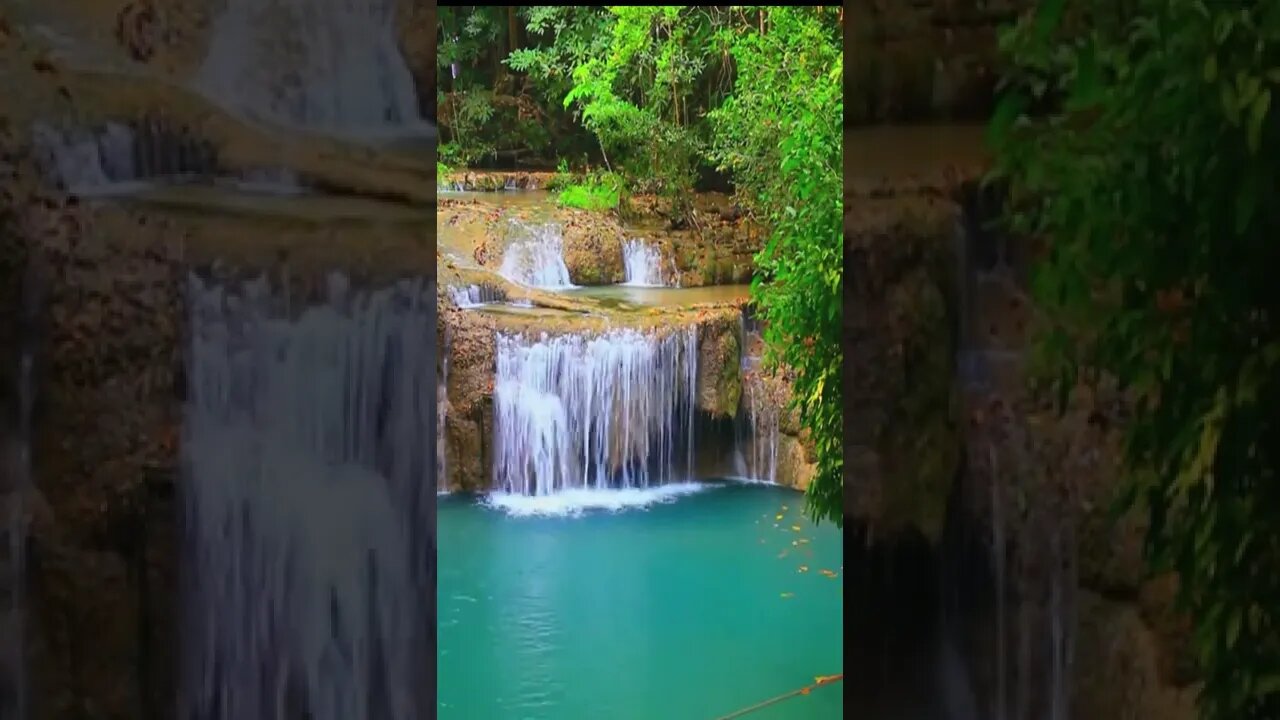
[[446, 284, 504, 309], [198, 0, 427, 140], [30, 120, 230, 194], [492, 327, 698, 496], [497, 222, 574, 289], [32, 123, 113, 194], [180, 271, 435, 720], [621, 239, 664, 287], [740, 378, 779, 484]]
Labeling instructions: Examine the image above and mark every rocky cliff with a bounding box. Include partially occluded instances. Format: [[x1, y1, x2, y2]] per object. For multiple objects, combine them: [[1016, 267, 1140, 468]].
[[841, 126, 1196, 717]]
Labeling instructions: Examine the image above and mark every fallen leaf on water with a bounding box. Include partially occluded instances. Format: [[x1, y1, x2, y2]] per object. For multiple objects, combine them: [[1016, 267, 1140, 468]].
[[800, 688, 810, 695], [790, 525, 801, 531], [820, 569, 839, 578], [781, 505, 788, 511], [798, 565, 809, 573], [776, 550, 789, 558], [815, 675, 840, 685], [774, 514, 783, 520], [796, 538, 810, 545], [780, 592, 794, 599]]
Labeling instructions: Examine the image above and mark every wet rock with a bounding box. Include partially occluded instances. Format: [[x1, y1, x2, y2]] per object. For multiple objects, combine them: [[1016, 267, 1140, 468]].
[[695, 317, 741, 418], [560, 210, 625, 285]]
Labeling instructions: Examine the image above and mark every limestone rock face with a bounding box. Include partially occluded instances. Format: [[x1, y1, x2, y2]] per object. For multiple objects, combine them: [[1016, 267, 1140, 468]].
[[695, 316, 742, 419], [440, 306, 497, 493], [560, 210, 626, 286], [846, 0, 1026, 123], [844, 189, 961, 541], [2, 132, 182, 718]]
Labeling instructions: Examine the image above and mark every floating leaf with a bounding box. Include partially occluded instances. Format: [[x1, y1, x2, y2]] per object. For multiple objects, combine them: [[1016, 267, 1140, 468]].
[[780, 592, 794, 599], [798, 565, 809, 573]]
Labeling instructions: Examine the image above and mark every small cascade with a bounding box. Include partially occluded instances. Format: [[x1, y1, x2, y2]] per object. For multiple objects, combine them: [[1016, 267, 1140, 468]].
[[180, 271, 434, 720], [740, 377, 780, 484], [622, 239, 665, 287], [497, 222, 574, 289], [31, 123, 112, 193], [446, 284, 505, 309], [198, 0, 427, 140], [97, 122, 137, 182], [31, 120, 222, 195], [492, 327, 698, 495]]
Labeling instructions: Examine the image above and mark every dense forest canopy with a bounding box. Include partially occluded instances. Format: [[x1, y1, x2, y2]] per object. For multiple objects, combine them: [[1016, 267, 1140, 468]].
[[438, 6, 844, 525]]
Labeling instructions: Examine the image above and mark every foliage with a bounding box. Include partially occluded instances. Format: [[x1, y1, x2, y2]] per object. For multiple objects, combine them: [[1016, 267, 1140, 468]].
[[991, 0, 1280, 716], [706, 6, 844, 527], [557, 172, 623, 211], [552, 7, 738, 219], [437, 161, 452, 178]]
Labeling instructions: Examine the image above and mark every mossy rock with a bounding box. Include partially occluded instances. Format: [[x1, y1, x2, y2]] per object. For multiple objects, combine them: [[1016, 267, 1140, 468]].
[[561, 210, 625, 285], [696, 319, 742, 418]]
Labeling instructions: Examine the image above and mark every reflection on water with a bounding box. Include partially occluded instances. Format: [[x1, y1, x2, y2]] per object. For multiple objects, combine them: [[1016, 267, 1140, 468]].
[[563, 284, 750, 308], [440, 190, 557, 212]]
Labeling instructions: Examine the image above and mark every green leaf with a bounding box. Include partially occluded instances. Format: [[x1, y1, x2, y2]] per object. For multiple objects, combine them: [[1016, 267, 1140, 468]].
[[1222, 82, 1242, 125], [1204, 55, 1218, 82], [1247, 88, 1270, 153], [1227, 607, 1242, 648]]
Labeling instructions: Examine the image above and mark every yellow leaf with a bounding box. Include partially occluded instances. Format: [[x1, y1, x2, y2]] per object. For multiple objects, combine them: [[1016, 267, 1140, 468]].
[[774, 514, 783, 520], [791, 525, 801, 531], [798, 565, 809, 573]]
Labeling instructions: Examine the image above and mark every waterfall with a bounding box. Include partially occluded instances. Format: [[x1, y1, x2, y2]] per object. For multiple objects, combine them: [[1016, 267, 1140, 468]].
[[497, 222, 575, 289], [180, 271, 435, 720], [492, 327, 698, 496], [446, 284, 504, 309], [32, 123, 113, 194], [31, 121, 226, 194], [97, 122, 137, 182], [622, 239, 664, 287], [741, 377, 779, 484], [198, 0, 427, 140]]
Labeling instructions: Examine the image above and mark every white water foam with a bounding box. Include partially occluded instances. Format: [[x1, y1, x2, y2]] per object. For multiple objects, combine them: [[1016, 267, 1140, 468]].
[[621, 239, 665, 287], [483, 482, 712, 517], [198, 0, 428, 141], [181, 271, 434, 720], [497, 222, 575, 289]]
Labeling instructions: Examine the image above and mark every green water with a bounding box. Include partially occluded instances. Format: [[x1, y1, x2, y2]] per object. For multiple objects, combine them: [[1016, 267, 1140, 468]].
[[438, 483, 844, 719]]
